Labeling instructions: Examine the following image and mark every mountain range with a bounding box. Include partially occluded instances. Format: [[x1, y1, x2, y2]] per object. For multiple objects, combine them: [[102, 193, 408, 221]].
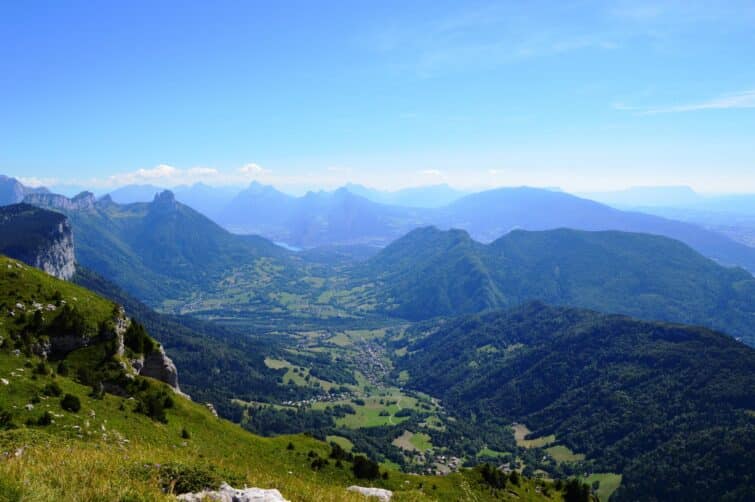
[[25, 190, 290, 306], [13, 185, 755, 347], [213, 183, 755, 272], [6, 175, 755, 273]]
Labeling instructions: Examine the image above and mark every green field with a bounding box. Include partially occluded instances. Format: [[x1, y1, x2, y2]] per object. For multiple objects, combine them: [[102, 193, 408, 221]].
[[392, 430, 433, 453], [583, 473, 623, 501], [513, 424, 556, 448], [332, 396, 410, 428], [477, 447, 509, 459], [545, 445, 585, 464], [326, 332, 351, 347], [264, 357, 335, 390], [325, 435, 354, 452]]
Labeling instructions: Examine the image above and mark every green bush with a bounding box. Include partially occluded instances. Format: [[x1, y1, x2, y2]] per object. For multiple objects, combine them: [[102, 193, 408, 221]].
[[135, 386, 174, 423], [61, 393, 81, 413], [352, 455, 380, 480], [329, 442, 353, 462], [36, 411, 53, 426], [478, 463, 507, 489], [310, 456, 328, 471], [124, 322, 155, 355], [0, 409, 16, 430], [147, 462, 222, 494], [56, 360, 69, 376], [34, 361, 49, 375], [42, 381, 62, 397]]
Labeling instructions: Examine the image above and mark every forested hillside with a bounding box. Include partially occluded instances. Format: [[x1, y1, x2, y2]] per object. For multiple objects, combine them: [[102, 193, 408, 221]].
[[394, 303, 755, 500], [365, 227, 755, 345]]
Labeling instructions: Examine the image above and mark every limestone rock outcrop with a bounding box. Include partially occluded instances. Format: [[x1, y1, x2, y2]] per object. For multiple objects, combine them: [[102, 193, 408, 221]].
[[347, 486, 393, 501], [132, 344, 186, 396], [176, 483, 289, 501]]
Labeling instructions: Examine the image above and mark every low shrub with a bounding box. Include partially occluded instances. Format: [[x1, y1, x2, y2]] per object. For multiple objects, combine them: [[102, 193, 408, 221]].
[[61, 393, 81, 413]]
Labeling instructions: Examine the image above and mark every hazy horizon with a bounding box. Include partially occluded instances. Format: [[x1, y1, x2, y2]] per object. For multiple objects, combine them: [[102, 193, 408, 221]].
[[10, 174, 755, 200]]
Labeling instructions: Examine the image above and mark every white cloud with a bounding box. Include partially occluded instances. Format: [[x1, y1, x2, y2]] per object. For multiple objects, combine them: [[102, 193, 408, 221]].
[[238, 163, 268, 176], [419, 169, 442, 176], [75, 164, 225, 188], [18, 176, 59, 188], [621, 90, 755, 115], [137, 164, 177, 179], [488, 169, 503, 175]]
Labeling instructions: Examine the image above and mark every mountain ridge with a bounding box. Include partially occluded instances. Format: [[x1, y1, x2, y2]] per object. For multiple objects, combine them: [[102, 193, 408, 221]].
[[364, 226, 755, 345]]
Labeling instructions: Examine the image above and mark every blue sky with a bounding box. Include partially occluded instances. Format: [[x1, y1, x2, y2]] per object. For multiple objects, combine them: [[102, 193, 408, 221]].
[[1, 1, 754, 193]]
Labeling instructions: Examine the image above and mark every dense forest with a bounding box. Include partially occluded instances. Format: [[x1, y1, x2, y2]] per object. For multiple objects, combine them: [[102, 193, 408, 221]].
[[394, 303, 755, 500]]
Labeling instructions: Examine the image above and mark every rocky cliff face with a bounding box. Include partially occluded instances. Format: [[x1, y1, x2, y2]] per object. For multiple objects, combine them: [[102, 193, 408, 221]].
[[23, 191, 96, 212], [31, 220, 76, 280], [131, 344, 186, 396], [0, 204, 76, 280]]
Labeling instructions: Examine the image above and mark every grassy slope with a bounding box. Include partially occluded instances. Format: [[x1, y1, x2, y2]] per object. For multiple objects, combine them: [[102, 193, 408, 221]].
[[0, 257, 553, 501]]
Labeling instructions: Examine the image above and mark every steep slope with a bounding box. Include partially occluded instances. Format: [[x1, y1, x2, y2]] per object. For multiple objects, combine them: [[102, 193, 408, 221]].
[[434, 187, 755, 271], [0, 256, 550, 501], [0, 204, 75, 279], [394, 303, 755, 501], [364, 227, 755, 345], [0, 175, 48, 206], [26, 190, 292, 307], [0, 255, 180, 394]]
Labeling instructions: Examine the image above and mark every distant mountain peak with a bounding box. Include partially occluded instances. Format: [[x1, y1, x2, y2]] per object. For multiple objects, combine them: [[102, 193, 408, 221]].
[[151, 190, 178, 211], [72, 191, 96, 203], [154, 189, 175, 201]]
